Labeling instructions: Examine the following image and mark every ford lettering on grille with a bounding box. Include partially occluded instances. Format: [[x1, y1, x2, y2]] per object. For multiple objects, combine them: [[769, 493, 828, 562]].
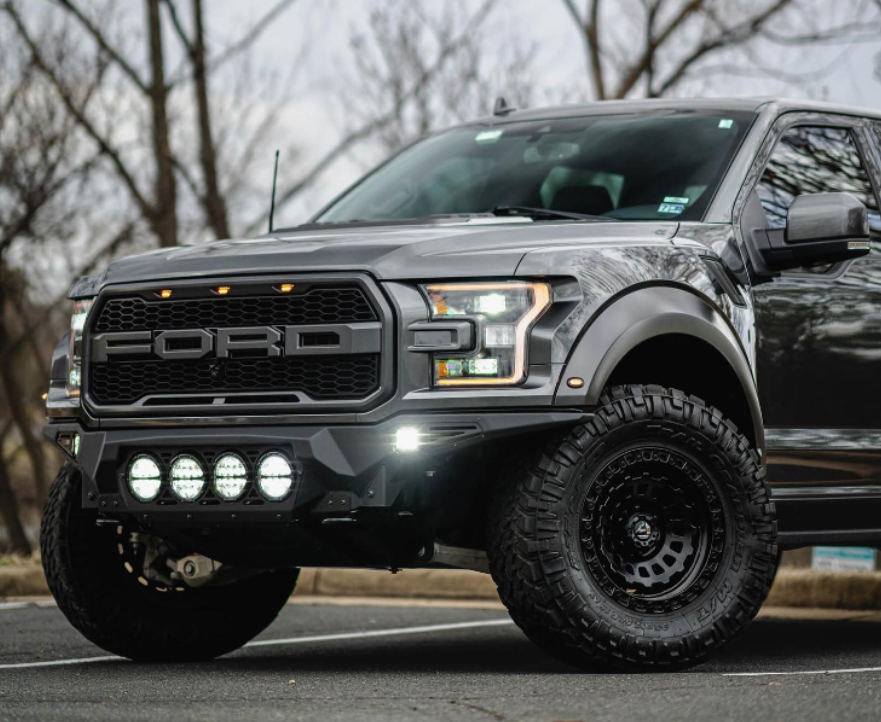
[[91, 323, 381, 362]]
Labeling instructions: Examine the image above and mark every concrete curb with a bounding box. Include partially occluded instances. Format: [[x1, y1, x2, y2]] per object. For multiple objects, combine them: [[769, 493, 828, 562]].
[[292, 568, 497, 600], [0, 565, 49, 598], [765, 569, 881, 610], [3, 564, 881, 610]]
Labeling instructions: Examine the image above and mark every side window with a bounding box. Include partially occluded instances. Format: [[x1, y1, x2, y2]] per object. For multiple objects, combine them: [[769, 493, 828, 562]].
[[756, 125, 881, 237]]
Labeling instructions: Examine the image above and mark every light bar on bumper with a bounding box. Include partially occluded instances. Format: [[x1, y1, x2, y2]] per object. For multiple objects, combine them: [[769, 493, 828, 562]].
[[420, 281, 551, 386]]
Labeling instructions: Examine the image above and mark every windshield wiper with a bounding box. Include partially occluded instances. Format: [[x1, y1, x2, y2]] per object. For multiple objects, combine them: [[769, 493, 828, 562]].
[[491, 206, 611, 222]]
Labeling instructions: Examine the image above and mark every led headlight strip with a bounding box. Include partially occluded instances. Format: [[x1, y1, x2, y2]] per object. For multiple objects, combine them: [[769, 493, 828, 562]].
[[423, 281, 551, 386], [67, 298, 94, 397]]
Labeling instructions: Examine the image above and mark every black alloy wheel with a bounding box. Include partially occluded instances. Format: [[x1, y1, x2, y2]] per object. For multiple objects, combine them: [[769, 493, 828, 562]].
[[583, 447, 725, 613]]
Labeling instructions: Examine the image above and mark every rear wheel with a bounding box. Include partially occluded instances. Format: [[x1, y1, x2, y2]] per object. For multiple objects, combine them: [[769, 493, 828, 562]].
[[487, 385, 777, 672], [41, 462, 298, 662]]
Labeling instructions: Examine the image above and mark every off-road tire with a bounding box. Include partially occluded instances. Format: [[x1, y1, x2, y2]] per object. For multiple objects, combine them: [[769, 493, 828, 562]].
[[487, 385, 777, 672], [41, 462, 299, 662]]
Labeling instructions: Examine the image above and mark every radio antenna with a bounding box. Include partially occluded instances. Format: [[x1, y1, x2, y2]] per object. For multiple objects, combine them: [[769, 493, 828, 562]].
[[268, 150, 280, 233]]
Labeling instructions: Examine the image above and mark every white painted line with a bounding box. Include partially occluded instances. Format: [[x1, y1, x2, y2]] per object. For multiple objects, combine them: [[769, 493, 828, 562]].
[[0, 655, 120, 670], [0, 603, 29, 611], [725, 666, 881, 678], [0, 600, 57, 611], [245, 618, 515, 648], [0, 618, 515, 670]]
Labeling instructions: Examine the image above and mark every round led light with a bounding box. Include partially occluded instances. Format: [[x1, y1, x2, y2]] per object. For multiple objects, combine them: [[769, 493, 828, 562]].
[[213, 453, 248, 501], [169, 455, 206, 501], [256, 453, 294, 501], [128, 454, 162, 502]]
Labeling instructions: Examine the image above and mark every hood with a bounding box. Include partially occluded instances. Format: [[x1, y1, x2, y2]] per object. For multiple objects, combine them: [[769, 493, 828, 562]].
[[95, 220, 678, 287]]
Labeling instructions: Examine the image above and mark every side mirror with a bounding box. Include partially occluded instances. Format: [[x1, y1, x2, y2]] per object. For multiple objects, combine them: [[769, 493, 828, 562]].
[[756, 192, 870, 272]]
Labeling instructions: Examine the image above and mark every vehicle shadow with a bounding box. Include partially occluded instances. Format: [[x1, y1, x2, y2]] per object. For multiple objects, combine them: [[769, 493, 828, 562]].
[[33, 617, 881, 677], [703, 617, 881, 673], [220, 617, 881, 676]]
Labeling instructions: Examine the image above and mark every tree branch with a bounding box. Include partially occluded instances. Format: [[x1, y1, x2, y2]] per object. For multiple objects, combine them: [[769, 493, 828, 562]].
[[207, 0, 300, 72], [51, 0, 149, 95], [244, 0, 499, 234], [560, 0, 606, 99], [162, 0, 194, 55], [3, 4, 155, 221], [653, 0, 795, 96], [613, 0, 706, 98]]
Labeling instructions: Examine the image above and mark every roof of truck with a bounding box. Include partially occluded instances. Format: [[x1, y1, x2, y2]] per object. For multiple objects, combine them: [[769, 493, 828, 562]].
[[472, 97, 881, 124]]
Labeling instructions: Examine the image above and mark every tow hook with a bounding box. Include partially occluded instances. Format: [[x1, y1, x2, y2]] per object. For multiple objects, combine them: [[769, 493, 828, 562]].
[[167, 554, 223, 588]]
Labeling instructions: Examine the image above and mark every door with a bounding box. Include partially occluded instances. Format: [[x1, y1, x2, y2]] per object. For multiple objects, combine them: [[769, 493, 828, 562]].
[[751, 117, 881, 490]]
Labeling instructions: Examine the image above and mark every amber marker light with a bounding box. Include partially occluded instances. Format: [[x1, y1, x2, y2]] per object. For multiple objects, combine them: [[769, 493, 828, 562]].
[[158, 289, 173, 299], [277, 283, 295, 293], [214, 286, 231, 296]]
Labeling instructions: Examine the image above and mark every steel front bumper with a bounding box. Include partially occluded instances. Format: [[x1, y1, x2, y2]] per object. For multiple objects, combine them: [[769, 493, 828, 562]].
[[45, 411, 589, 525]]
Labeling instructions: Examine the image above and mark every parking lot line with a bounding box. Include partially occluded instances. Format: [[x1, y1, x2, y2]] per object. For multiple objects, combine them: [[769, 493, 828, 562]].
[[245, 618, 515, 648], [0, 618, 515, 670], [724, 666, 881, 678], [0, 655, 120, 670]]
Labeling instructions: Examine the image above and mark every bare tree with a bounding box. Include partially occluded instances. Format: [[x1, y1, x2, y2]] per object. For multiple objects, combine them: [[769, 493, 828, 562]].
[[345, 0, 538, 157], [561, 0, 881, 99], [164, 0, 230, 239], [0, 18, 104, 550], [248, 0, 532, 231], [3, 0, 300, 248]]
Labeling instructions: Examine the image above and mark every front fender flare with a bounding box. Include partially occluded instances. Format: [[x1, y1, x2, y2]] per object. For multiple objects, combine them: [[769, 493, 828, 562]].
[[553, 285, 763, 452]]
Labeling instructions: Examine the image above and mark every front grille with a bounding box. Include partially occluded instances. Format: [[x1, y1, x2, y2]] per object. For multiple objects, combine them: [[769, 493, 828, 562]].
[[85, 278, 388, 412], [90, 355, 380, 405], [94, 287, 376, 332]]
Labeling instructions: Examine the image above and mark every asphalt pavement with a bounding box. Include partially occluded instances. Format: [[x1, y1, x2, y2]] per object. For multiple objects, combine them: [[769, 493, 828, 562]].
[[1, 598, 881, 722]]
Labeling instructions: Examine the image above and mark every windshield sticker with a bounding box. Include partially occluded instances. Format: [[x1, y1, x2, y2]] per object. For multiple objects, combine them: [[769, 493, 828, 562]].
[[718, 118, 734, 129], [658, 202, 685, 215], [663, 196, 689, 205], [475, 129, 504, 143]]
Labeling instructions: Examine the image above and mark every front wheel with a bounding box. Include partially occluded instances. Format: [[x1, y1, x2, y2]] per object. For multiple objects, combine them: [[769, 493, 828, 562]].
[[41, 462, 299, 662], [487, 385, 777, 672]]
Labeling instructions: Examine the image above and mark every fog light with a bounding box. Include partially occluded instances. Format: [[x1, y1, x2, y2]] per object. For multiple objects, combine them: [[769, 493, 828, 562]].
[[128, 455, 162, 502], [394, 427, 421, 452], [256, 453, 293, 501], [213, 453, 248, 500], [57, 432, 80, 458], [169, 455, 206, 501]]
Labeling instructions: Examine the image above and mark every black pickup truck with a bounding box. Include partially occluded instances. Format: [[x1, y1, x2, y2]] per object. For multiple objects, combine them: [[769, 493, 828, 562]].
[[43, 97, 881, 671]]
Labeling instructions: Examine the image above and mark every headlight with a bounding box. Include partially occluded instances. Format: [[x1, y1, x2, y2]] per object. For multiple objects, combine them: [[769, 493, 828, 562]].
[[67, 298, 94, 396], [421, 281, 551, 386]]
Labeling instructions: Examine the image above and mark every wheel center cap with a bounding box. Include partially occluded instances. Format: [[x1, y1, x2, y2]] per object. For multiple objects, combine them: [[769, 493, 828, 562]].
[[632, 520, 653, 542], [625, 513, 659, 548]]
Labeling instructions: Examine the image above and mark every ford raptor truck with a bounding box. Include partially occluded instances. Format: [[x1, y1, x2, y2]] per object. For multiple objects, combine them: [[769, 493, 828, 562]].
[[42, 98, 881, 671]]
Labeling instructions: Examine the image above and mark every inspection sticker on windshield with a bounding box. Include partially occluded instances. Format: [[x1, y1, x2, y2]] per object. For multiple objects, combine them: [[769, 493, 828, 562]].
[[659, 196, 687, 214], [718, 118, 734, 129], [658, 203, 684, 214], [475, 129, 504, 143]]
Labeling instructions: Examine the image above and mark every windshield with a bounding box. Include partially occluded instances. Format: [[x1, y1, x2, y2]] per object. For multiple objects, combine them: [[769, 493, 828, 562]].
[[315, 111, 755, 225]]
